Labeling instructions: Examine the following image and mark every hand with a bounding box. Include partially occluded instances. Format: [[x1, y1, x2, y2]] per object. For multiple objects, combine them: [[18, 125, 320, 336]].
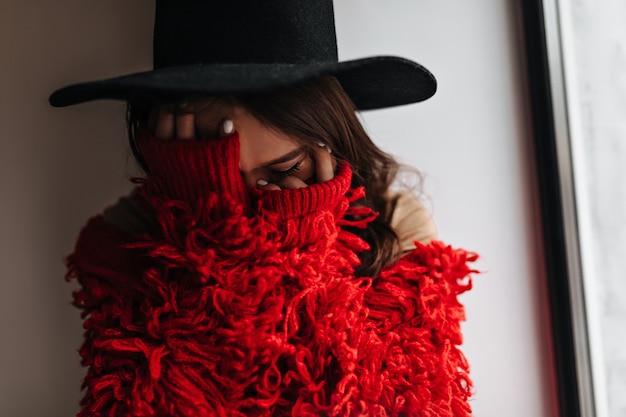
[[148, 99, 231, 140], [147, 100, 337, 190]]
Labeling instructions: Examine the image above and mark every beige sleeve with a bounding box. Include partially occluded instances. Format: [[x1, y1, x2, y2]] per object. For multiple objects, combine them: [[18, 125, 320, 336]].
[[389, 191, 437, 252], [102, 189, 437, 251]]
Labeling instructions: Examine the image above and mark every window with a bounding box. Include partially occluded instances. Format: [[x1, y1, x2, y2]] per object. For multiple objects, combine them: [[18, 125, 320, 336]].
[[522, 1, 626, 416]]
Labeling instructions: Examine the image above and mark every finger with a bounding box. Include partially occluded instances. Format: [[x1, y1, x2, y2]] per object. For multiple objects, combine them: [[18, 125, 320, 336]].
[[147, 106, 159, 133], [176, 113, 195, 140], [256, 179, 282, 191], [277, 176, 308, 189], [154, 108, 175, 140], [313, 143, 334, 183]]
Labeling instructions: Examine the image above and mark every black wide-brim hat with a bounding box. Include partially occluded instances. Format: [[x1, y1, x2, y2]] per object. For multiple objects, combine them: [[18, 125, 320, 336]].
[[49, 0, 436, 111]]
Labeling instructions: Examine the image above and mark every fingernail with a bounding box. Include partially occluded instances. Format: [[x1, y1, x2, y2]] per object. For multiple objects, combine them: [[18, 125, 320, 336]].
[[317, 142, 326, 147], [222, 119, 234, 135], [327, 147, 332, 154], [257, 179, 268, 186]]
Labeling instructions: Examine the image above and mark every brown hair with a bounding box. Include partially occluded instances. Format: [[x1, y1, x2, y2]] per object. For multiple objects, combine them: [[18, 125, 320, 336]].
[[127, 76, 406, 277]]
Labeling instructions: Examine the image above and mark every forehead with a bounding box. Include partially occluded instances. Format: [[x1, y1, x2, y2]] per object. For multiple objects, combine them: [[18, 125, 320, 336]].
[[235, 109, 303, 169]]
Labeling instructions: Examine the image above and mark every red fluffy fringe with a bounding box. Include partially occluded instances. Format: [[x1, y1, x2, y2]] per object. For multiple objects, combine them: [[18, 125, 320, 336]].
[[66, 184, 477, 417]]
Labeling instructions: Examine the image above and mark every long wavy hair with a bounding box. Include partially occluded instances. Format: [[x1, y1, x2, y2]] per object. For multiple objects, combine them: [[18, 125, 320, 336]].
[[127, 76, 407, 277]]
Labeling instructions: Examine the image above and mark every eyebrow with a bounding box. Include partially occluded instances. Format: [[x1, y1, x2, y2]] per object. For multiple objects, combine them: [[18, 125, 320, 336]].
[[262, 146, 307, 167]]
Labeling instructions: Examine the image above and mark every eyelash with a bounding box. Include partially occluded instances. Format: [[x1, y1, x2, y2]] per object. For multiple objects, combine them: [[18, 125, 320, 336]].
[[271, 160, 303, 180]]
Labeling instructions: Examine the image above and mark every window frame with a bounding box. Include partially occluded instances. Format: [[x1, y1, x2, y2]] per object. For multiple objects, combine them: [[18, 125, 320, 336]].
[[520, 1, 598, 416]]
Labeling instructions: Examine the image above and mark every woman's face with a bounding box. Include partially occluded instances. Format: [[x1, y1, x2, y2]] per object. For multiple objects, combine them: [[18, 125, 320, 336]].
[[147, 99, 334, 189]]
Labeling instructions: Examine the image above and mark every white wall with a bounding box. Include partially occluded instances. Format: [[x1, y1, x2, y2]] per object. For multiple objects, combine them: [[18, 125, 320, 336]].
[[1, 1, 557, 416], [335, 2, 558, 416]]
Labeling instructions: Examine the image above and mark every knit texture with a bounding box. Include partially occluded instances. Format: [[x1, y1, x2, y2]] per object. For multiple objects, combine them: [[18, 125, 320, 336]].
[[66, 131, 477, 416]]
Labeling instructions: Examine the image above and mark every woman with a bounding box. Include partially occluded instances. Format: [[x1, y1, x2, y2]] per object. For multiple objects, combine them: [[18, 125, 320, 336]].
[[118, 76, 437, 278], [52, 1, 476, 416]]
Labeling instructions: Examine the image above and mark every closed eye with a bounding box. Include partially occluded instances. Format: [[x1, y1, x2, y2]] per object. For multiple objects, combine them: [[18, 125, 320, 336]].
[[271, 160, 303, 180]]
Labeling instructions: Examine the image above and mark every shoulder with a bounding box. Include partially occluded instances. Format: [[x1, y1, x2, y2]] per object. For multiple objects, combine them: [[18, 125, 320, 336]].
[[70, 214, 143, 288], [102, 189, 155, 236], [69, 194, 153, 290], [388, 191, 437, 252]]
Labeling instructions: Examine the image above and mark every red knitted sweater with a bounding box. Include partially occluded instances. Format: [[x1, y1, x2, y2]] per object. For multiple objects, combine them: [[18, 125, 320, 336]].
[[66, 130, 477, 417]]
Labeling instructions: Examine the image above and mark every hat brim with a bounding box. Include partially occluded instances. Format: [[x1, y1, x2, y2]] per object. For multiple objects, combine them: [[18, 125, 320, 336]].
[[49, 56, 436, 110]]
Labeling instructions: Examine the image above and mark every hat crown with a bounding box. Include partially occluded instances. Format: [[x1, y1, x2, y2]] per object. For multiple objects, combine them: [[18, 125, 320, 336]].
[[49, 0, 436, 109], [154, 0, 339, 68]]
